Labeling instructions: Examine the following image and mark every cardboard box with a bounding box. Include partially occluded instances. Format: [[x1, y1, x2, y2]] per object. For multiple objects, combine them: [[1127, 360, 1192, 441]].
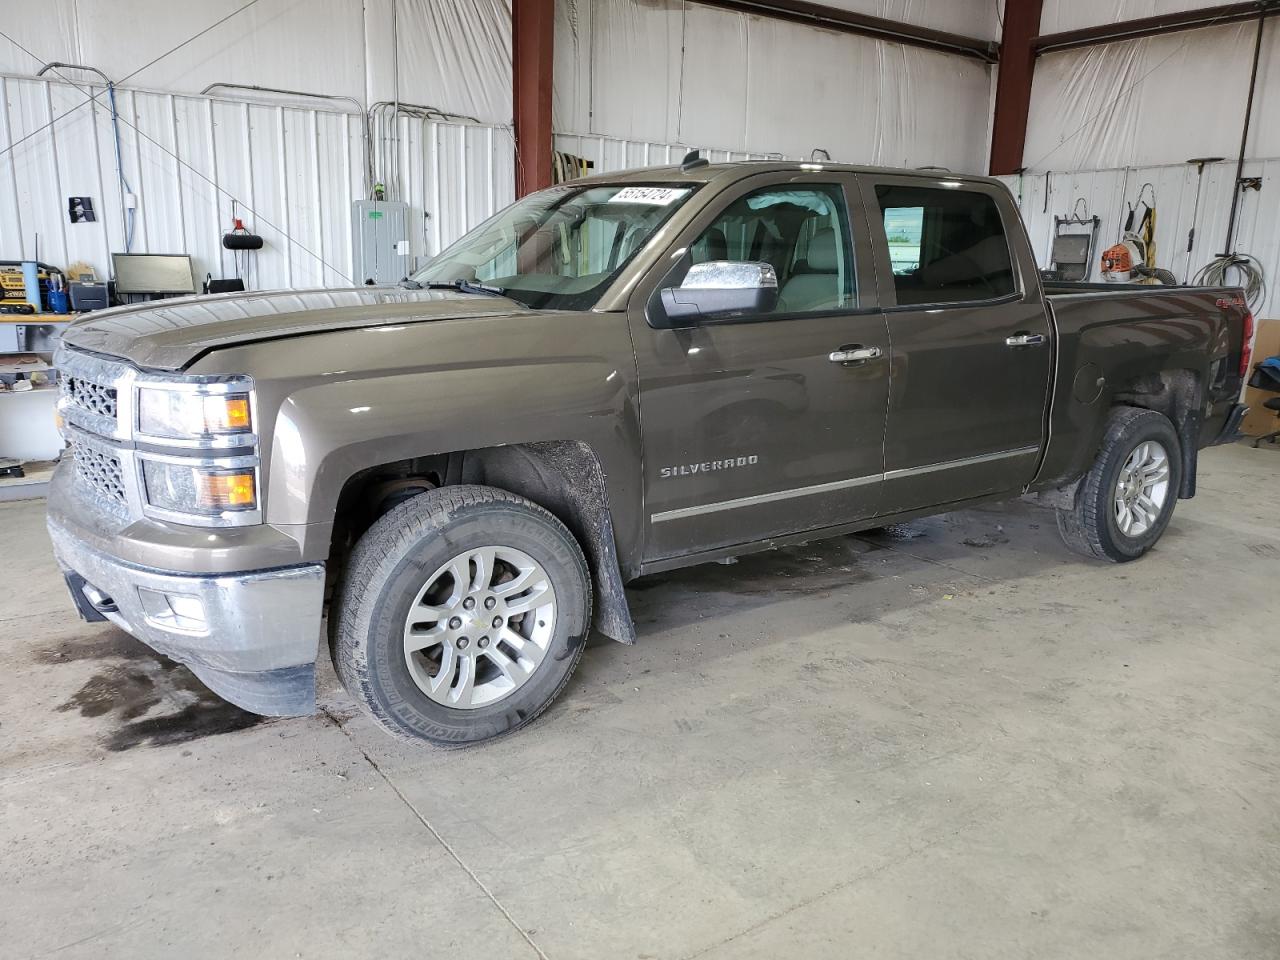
[[1241, 318, 1280, 437]]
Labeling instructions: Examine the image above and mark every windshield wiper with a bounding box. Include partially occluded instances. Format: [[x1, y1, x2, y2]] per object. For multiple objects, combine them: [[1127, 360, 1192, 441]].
[[411, 278, 507, 297]]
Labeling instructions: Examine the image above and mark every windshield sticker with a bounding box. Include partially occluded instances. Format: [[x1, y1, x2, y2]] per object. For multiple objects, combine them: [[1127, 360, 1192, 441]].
[[609, 186, 691, 206]]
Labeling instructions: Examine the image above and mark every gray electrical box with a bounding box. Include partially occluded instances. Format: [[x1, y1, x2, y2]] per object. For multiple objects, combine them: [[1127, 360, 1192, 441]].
[[351, 200, 410, 285]]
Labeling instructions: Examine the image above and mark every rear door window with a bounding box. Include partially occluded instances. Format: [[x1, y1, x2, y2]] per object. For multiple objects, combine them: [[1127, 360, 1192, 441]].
[[874, 185, 1016, 306]]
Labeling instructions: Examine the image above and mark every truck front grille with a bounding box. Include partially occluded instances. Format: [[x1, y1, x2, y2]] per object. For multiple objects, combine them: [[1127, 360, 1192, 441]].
[[62, 374, 119, 421], [72, 442, 127, 505]]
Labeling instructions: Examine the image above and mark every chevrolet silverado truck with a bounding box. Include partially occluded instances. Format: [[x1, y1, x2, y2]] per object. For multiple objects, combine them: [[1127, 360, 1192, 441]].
[[48, 160, 1252, 745]]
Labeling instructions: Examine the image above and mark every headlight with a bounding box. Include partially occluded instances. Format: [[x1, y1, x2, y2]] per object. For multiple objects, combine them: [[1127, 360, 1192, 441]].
[[142, 461, 258, 516], [137, 385, 253, 441], [133, 375, 260, 527]]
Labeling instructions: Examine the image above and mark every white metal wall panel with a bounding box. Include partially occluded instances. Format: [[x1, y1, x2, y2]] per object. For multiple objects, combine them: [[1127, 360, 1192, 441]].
[[1040, 0, 1231, 33], [0, 74, 515, 290], [0, 0, 512, 125], [997, 158, 1280, 319], [1023, 21, 1280, 172], [553, 133, 781, 174], [554, 0, 996, 174]]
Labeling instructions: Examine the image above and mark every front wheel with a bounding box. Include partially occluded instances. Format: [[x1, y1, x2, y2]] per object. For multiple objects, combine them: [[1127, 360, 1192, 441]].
[[331, 485, 592, 746], [1056, 406, 1182, 563]]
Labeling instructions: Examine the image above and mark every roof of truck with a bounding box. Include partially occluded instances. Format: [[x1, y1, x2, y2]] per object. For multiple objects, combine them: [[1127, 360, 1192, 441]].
[[569, 159, 1005, 188]]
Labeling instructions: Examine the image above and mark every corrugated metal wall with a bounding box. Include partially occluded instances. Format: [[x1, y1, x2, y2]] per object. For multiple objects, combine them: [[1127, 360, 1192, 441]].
[[996, 159, 1279, 318], [0, 73, 515, 290], [553, 132, 782, 174], [553, 0, 997, 174]]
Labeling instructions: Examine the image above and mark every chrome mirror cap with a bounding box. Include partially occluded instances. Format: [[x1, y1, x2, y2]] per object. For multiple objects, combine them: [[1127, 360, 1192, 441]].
[[681, 260, 778, 291]]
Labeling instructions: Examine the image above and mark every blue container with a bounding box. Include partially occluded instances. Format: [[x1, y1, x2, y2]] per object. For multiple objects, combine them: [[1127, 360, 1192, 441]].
[[21, 260, 41, 312], [48, 289, 70, 314]]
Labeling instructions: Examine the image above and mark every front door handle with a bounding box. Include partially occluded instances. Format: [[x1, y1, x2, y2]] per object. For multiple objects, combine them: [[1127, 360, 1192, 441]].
[[829, 345, 883, 364], [1005, 333, 1047, 347]]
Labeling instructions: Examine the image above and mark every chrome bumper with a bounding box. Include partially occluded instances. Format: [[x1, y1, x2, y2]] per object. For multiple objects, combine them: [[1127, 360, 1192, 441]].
[[47, 515, 325, 716]]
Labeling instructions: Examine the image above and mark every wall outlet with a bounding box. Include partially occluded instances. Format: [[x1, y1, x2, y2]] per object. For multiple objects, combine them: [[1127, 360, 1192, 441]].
[[124, 193, 138, 210]]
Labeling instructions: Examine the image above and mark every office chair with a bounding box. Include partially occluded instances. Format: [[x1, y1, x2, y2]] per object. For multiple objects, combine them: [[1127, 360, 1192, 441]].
[[1249, 357, 1280, 448]]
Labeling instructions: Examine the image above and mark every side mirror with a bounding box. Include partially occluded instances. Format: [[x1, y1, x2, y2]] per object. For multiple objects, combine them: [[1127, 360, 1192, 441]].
[[658, 261, 778, 326]]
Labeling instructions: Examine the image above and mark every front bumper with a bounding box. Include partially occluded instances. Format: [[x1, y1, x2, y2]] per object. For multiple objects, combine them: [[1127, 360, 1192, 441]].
[[47, 515, 325, 716]]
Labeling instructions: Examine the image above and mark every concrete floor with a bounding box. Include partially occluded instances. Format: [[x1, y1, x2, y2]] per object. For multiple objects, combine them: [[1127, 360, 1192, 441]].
[[2, 442, 1278, 959]]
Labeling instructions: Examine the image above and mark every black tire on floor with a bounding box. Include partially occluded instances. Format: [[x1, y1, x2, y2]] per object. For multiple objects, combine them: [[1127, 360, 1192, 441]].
[[330, 485, 591, 746], [1055, 405, 1183, 563]]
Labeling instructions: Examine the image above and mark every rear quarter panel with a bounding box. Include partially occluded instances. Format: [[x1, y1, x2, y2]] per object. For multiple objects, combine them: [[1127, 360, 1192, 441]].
[[1033, 286, 1245, 490]]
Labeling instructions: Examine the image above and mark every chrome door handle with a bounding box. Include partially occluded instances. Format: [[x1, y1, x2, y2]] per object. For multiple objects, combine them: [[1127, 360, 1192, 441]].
[[1005, 333, 1047, 347], [829, 346, 883, 364]]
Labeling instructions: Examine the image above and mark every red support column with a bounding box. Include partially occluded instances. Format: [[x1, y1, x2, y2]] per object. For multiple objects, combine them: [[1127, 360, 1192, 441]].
[[513, 0, 555, 196], [989, 0, 1044, 175]]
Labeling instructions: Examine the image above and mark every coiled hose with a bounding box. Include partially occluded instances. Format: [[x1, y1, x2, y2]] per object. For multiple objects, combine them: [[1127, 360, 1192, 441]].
[[1193, 253, 1266, 311]]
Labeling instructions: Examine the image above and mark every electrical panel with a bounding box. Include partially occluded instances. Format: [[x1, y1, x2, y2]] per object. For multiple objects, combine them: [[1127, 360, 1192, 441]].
[[351, 200, 410, 285]]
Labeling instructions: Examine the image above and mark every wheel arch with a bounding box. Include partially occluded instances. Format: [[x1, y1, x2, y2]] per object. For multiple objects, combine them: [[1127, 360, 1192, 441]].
[[1035, 365, 1205, 509], [1109, 367, 1203, 499], [329, 441, 637, 645]]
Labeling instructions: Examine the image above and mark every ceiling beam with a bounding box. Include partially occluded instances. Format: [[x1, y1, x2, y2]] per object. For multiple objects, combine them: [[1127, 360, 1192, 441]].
[[513, 0, 555, 196], [690, 0, 999, 63], [1034, 1, 1280, 55]]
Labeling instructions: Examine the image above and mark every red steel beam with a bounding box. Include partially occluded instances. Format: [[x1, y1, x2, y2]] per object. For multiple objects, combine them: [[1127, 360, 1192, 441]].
[[512, 0, 555, 196], [1034, 1, 1279, 55], [988, 0, 1043, 175], [691, 0, 999, 62], [983, 0, 1044, 175]]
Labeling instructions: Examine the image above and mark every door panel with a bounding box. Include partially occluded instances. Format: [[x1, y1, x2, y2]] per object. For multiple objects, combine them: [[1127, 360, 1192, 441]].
[[627, 173, 890, 561], [862, 175, 1053, 513], [633, 315, 890, 559]]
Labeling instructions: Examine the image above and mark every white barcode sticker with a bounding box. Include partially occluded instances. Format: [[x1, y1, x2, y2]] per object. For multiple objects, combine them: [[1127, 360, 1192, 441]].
[[608, 186, 691, 206]]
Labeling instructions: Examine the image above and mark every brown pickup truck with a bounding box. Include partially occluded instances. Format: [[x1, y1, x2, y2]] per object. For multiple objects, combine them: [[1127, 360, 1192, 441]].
[[48, 160, 1252, 745]]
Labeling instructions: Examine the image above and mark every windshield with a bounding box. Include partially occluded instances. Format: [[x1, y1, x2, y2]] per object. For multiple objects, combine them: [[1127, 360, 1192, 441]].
[[412, 183, 698, 310]]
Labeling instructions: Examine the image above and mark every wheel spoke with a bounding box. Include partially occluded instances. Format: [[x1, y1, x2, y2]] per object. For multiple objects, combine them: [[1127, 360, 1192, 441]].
[[1143, 462, 1169, 484], [431, 642, 457, 694], [1117, 504, 1132, 534], [404, 622, 448, 653], [445, 559, 468, 601], [493, 564, 537, 596], [413, 602, 454, 622], [1136, 494, 1158, 523], [450, 654, 477, 706], [469, 547, 498, 592], [499, 626, 546, 664], [503, 580, 552, 616], [486, 646, 532, 684]]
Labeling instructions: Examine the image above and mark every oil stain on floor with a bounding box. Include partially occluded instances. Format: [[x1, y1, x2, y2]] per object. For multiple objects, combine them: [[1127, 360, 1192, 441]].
[[39, 630, 263, 752]]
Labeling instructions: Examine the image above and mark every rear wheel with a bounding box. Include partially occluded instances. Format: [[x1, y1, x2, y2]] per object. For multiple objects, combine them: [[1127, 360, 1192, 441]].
[[1056, 406, 1182, 563], [331, 485, 591, 745]]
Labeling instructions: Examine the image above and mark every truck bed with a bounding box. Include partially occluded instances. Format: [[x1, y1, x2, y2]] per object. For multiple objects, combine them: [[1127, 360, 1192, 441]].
[[1043, 280, 1208, 298], [1033, 281, 1249, 492]]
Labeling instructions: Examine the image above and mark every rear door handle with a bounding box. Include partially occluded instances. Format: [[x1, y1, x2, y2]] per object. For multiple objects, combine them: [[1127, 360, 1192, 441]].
[[829, 345, 883, 364], [1005, 333, 1047, 347]]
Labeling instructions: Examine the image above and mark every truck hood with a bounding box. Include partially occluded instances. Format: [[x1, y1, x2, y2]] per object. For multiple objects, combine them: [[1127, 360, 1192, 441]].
[[59, 287, 528, 370]]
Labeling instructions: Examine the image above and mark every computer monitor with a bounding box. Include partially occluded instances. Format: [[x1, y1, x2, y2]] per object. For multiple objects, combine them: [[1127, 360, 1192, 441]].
[[112, 254, 196, 295]]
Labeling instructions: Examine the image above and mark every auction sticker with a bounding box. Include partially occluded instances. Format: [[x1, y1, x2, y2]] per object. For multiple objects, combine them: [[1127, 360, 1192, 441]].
[[608, 186, 691, 206]]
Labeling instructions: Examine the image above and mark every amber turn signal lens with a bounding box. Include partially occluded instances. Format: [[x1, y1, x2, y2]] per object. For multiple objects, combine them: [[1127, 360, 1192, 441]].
[[195, 471, 256, 509], [219, 396, 251, 431]]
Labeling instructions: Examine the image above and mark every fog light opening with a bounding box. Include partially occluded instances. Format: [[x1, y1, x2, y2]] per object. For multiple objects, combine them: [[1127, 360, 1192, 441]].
[[138, 587, 208, 632]]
